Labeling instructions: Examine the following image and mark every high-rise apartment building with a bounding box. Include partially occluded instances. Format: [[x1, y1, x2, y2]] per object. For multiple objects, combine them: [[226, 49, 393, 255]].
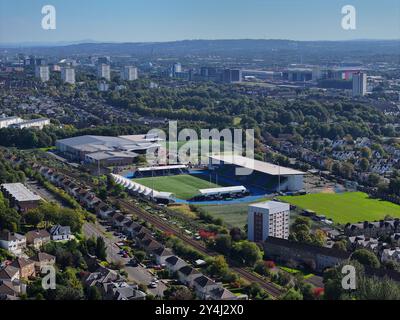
[[97, 64, 111, 81], [248, 201, 290, 242], [121, 66, 138, 81], [61, 67, 76, 84], [352, 72, 367, 97], [35, 65, 50, 82]]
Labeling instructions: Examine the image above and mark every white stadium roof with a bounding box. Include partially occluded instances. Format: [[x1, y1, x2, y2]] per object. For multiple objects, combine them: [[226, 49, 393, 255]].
[[199, 186, 247, 196], [209, 154, 305, 176], [137, 165, 188, 172]]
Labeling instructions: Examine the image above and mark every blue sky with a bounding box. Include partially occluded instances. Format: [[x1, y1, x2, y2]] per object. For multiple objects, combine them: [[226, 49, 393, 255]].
[[0, 0, 399, 43]]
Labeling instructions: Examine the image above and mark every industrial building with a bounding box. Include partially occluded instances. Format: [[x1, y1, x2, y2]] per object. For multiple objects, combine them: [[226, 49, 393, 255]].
[[208, 154, 305, 192], [56, 134, 162, 166], [247, 201, 290, 242], [1, 183, 42, 212]]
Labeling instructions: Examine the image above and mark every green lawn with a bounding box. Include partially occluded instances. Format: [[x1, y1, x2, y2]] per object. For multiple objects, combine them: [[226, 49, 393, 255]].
[[197, 197, 270, 228], [133, 174, 220, 200], [278, 192, 400, 224]]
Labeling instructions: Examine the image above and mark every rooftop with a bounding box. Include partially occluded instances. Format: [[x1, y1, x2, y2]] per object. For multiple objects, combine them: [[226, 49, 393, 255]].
[[249, 200, 290, 211], [209, 154, 305, 176], [1, 183, 42, 202]]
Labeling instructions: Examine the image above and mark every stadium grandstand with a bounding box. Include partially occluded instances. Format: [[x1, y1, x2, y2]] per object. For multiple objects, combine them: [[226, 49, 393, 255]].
[[192, 186, 249, 201], [133, 165, 189, 178], [208, 154, 305, 192]]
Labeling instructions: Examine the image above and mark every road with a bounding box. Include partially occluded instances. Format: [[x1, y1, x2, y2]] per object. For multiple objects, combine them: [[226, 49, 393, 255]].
[[83, 222, 167, 297], [46, 167, 284, 298]]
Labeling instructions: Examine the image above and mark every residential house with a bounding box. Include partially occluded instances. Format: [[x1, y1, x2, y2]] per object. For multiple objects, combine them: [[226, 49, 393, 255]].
[[192, 275, 221, 299], [50, 225, 72, 241], [209, 287, 239, 300], [344, 220, 400, 238], [263, 237, 350, 272], [0, 231, 26, 255], [104, 282, 146, 300], [30, 252, 56, 272], [10, 258, 35, 279], [152, 246, 174, 265], [177, 265, 201, 287], [25, 229, 51, 249], [382, 248, 400, 264], [0, 265, 20, 282], [165, 255, 188, 274]]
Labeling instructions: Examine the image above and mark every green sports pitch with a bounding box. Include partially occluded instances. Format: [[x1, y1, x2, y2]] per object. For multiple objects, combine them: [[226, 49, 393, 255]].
[[278, 192, 400, 224], [133, 174, 220, 200]]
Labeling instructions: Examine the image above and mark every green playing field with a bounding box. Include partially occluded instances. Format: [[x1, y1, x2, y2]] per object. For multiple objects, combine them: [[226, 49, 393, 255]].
[[133, 174, 220, 200], [278, 192, 400, 224]]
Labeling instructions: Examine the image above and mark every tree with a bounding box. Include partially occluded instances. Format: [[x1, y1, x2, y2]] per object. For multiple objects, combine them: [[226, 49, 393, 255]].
[[24, 210, 44, 227], [86, 286, 102, 300], [281, 288, 303, 300], [332, 240, 347, 252], [95, 237, 107, 261], [164, 285, 195, 300], [231, 241, 263, 267], [351, 249, 380, 268], [207, 256, 229, 278], [214, 234, 232, 253], [359, 158, 370, 172]]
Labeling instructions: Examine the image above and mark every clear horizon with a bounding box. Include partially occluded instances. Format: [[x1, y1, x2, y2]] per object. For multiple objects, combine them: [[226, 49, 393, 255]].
[[0, 0, 399, 44]]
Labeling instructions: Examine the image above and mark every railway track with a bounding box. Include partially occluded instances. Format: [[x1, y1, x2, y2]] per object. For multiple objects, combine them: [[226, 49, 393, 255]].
[[118, 199, 283, 298], [50, 166, 284, 298]]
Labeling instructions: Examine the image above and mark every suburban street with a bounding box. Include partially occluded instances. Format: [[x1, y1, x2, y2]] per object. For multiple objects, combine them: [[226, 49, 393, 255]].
[[83, 222, 167, 297]]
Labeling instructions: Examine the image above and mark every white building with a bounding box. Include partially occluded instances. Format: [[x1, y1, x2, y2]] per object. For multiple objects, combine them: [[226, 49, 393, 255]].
[[10, 118, 50, 129], [382, 248, 400, 264], [35, 65, 50, 82], [353, 72, 367, 97], [121, 66, 138, 81], [172, 63, 182, 75], [0, 116, 23, 129], [97, 64, 111, 81], [247, 201, 290, 242], [61, 67, 76, 84], [0, 231, 26, 255]]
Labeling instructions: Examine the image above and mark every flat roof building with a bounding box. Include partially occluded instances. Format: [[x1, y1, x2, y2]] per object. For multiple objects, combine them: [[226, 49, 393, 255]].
[[56, 134, 162, 166], [209, 154, 305, 192], [1, 183, 42, 212], [248, 201, 290, 242], [10, 118, 50, 130]]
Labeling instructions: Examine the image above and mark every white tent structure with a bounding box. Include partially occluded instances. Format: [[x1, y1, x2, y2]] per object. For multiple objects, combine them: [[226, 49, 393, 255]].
[[111, 174, 174, 202]]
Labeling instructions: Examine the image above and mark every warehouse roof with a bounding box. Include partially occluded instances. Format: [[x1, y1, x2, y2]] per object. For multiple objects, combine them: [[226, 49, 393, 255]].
[[209, 154, 305, 176], [1, 183, 42, 202]]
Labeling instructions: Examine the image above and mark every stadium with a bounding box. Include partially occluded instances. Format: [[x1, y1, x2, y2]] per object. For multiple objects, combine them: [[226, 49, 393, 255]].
[[112, 154, 306, 205]]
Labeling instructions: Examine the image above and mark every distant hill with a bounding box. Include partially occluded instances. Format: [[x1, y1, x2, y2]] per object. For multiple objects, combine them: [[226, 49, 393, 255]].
[[3, 39, 399, 63]]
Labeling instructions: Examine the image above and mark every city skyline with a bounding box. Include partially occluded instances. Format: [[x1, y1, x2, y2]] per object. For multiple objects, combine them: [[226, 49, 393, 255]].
[[0, 0, 399, 44]]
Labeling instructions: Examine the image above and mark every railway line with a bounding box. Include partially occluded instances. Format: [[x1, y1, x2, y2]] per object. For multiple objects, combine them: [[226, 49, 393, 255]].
[[47, 165, 284, 298]]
